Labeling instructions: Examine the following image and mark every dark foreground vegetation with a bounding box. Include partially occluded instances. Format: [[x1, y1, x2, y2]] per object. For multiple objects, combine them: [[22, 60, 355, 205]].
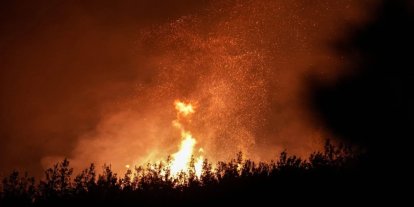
[[0, 140, 375, 206]]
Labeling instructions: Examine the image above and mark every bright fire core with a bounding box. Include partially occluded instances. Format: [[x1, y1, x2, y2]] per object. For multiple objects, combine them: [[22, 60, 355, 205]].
[[170, 100, 204, 178]]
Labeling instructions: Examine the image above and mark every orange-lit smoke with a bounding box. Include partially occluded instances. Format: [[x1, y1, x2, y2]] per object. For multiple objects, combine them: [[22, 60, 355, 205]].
[[33, 0, 371, 175]]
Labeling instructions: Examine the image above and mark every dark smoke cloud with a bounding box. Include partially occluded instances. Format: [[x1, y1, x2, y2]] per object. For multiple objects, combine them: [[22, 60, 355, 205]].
[[1, 0, 371, 177], [308, 0, 414, 170]]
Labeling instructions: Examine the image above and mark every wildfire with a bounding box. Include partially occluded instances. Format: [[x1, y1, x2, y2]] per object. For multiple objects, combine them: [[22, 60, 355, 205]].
[[170, 100, 204, 178], [125, 100, 204, 179]]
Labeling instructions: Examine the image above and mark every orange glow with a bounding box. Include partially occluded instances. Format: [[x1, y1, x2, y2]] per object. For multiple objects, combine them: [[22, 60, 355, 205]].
[[32, 0, 363, 177]]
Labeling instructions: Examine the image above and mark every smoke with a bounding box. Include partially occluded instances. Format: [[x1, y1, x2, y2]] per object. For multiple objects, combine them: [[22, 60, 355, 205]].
[[0, 0, 371, 177]]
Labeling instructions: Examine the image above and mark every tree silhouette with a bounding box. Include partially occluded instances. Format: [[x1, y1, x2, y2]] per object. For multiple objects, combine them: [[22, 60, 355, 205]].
[[0, 140, 366, 206]]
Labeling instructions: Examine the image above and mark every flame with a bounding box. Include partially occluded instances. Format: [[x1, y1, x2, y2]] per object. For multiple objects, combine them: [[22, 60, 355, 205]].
[[194, 154, 204, 178], [170, 100, 204, 178], [170, 132, 196, 175], [125, 100, 204, 179], [174, 100, 195, 116]]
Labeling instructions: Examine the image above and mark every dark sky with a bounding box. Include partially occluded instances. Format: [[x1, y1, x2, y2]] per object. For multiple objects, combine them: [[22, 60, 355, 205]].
[[0, 0, 376, 177]]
